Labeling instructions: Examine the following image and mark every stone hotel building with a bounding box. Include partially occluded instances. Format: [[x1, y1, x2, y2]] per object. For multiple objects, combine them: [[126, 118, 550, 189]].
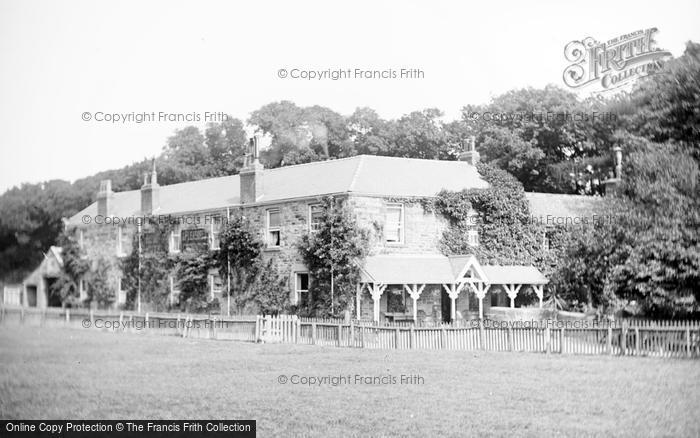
[[22, 140, 603, 322]]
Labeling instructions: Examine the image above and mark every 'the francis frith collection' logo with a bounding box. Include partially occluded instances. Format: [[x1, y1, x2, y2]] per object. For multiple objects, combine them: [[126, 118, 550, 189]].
[[563, 28, 672, 92]]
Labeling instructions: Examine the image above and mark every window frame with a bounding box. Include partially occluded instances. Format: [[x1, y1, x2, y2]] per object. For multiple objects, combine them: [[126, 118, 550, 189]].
[[384, 203, 405, 244], [467, 229, 479, 247], [308, 204, 323, 233], [266, 209, 281, 248], [294, 272, 310, 306], [169, 228, 181, 254], [209, 221, 221, 250], [116, 226, 129, 256], [117, 277, 126, 304]]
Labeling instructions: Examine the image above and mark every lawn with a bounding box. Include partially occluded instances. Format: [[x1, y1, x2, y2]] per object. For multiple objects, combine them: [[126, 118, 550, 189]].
[[0, 326, 699, 437]]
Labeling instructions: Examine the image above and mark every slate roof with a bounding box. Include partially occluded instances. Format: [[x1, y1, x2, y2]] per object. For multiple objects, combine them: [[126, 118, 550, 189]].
[[67, 155, 603, 226], [359, 254, 548, 285], [67, 155, 488, 224]]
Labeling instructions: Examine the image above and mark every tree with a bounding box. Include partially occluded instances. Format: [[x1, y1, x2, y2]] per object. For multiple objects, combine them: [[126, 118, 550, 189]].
[[618, 41, 700, 158], [50, 231, 90, 307], [204, 117, 248, 176], [215, 215, 264, 313], [389, 109, 453, 159], [460, 85, 616, 192], [298, 197, 369, 317], [553, 134, 700, 317]]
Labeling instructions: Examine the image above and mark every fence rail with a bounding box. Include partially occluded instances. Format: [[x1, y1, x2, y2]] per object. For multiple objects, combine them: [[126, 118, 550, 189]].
[[1, 307, 698, 359]]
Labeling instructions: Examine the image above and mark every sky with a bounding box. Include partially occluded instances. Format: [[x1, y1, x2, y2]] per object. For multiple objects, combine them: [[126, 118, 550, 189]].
[[0, 0, 698, 193]]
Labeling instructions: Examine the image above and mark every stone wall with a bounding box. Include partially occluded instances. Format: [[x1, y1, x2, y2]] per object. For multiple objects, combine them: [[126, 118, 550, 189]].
[[71, 193, 451, 311]]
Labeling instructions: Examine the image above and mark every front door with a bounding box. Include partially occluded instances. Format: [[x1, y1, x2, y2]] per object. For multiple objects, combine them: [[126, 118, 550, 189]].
[[440, 288, 451, 323], [26, 286, 37, 307]]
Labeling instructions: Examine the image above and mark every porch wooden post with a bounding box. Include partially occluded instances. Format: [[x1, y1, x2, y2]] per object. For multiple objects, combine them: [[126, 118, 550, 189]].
[[404, 284, 424, 323], [534, 285, 544, 308], [471, 283, 490, 320], [370, 284, 386, 322], [356, 284, 362, 320], [505, 284, 522, 309]]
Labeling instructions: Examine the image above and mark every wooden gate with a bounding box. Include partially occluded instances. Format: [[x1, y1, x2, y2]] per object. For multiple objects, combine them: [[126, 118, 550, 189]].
[[257, 315, 298, 343]]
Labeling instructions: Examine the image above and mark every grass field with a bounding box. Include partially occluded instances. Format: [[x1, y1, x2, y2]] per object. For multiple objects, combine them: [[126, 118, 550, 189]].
[[1, 326, 699, 437]]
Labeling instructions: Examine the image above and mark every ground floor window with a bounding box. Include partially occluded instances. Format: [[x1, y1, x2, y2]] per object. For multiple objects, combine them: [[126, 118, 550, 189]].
[[117, 278, 126, 305], [295, 272, 309, 307]]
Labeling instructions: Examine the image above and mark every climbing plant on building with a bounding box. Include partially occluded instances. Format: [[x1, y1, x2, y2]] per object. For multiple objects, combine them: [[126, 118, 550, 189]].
[[298, 196, 370, 318], [435, 162, 543, 265]]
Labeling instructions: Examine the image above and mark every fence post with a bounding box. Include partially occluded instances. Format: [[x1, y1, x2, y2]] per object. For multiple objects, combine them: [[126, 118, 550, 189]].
[[254, 315, 260, 342], [560, 327, 565, 354], [20, 307, 25, 324], [395, 327, 400, 350], [349, 320, 355, 347], [312, 322, 317, 345], [360, 323, 365, 348], [507, 326, 513, 352], [620, 322, 627, 355], [66, 308, 70, 325], [607, 326, 612, 355], [686, 328, 692, 358], [295, 317, 300, 344], [479, 320, 485, 350], [545, 325, 551, 354], [338, 324, 342, 347], [634, 327, 640, 356], [410, 325, 415, 349]]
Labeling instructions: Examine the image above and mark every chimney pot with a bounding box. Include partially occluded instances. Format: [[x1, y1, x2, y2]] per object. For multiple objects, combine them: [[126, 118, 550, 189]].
[[240, 136, 264, 204], [458, 136, 480, 165], [97, 179, 114, 217]]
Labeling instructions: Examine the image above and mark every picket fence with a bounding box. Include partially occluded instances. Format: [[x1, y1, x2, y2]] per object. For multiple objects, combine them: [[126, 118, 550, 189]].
[[1, 306, 699, 359]]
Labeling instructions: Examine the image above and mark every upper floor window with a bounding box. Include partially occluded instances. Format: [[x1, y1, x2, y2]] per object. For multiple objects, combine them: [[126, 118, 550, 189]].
[[467, 229, 479, 247], [169, 228, 181, 253], [385, 203, 404, 244], [116, 226, 129, 256], [267, 209, 281, 248], [543, 230, 553, 252], [209, 222, 221, 250], [309, 204, 323, 233]]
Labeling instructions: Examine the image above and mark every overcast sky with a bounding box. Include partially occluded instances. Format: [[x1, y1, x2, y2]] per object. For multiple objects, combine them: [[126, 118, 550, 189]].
[[0, 0, 698, 193]]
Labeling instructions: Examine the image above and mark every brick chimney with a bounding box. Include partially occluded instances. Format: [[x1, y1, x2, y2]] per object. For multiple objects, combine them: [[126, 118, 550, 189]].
[[603, 146, 623, 196], [141, 159, 160, 214], [458, 136, 480, 165], [240, 136, 264, 204], [96, 179, 113, 217]]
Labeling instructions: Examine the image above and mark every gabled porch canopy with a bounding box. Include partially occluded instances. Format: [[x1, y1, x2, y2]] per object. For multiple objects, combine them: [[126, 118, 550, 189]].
[[357, 254, 549, 321]]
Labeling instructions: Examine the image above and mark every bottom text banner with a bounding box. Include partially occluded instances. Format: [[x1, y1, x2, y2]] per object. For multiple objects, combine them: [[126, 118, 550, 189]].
[[2, 420, 256, 437]]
